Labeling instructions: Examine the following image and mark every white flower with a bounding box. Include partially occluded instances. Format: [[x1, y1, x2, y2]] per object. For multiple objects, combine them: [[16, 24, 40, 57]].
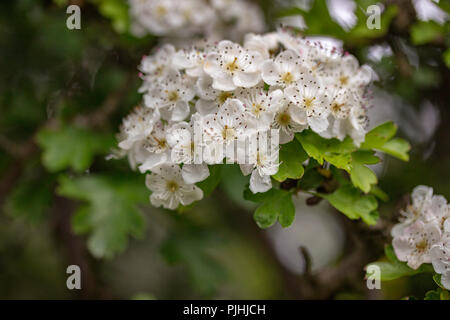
[[166, 115, 211, 184], [129, 0, 183, 36], [430, 233, 450, 290], [325, 55, 372, 89], [118, 30, 379, 211], [284, 76, 330, 133], [118, 106, 160, 150], [139, 44, 177, 84], [172, 46, 209, 78], [235, 86, 284, 130], [240, 132, 279, 193], [144, 70, 195, 121], [262, 50, 304, 87], [393, 220, 441, 269], [271, 100, 307, 144], [146, 164, 203, 210], [244, 32, 279, 59], [202, 98, 256, 145], [139, 121, 171, 173], [195, 75, 235, 115], [204, 40, 263, 90], [430, 235, 450, 274], [392, 186, 450, 236]]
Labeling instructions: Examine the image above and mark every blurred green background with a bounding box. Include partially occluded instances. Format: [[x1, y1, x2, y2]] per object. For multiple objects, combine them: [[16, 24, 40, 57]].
[[0, 0, 448, 299]]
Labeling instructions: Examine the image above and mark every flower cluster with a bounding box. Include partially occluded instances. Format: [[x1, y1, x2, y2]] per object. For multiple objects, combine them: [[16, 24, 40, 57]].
[[392, 186, 450, 289], [117, 29, 374, 210], [128, 0, 265, 41]]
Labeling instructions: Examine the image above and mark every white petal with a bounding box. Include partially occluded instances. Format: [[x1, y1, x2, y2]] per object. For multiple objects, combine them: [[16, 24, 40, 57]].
[[139, 153, 168, 173], [233, 71, 261, 88], [239, 164, 254, 176], [308, 116, 329, 133], [441, 272, 450, 290], [392, 237, 413, 264], [444, 218, 450, 233], [195, 99, 218, 115], [179, 186, 204, 206], [279, 130, 294, 144], [171, 101, 190, 121], [355, 65, 373, 85], [182, 163, 210, 184], [212, 75, 236, 91], [261, 60, 280, 85], [249, 170, 272, 193], [288, 105, 307, 125], [203, 53, 223, 77]]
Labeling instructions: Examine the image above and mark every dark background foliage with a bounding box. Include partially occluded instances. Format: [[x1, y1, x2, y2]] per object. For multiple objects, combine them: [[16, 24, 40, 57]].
[[0, 0, 448, 299]]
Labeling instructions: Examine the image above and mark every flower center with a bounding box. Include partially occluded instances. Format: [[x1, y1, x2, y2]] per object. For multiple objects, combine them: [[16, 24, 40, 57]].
[[166, 180, 179, 193], [339, 76, 349, 86], [226, 57, 239, 73], [156, 5, 167, 17], [252, 103, 263, 116], [256, 152, 263, 166], [303, 97, 315, 109], [415, 240, 428, 252], [281, 72, 294, 84], [332, 102, 344, 113], [222, 125, 235, 140], [167, 91, 179, 102], [218, 91, 233, 104], [277, 112, 290, 126]]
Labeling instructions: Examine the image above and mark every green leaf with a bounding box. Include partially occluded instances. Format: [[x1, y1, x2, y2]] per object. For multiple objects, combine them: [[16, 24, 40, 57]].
[[320, 184, 379, 225], [366, 261, 432, 281], [272, 139, 307, 182], [347, 4, 398, 44], [411, 21, 444, 45], [370, 185, 389, 202], [361, 122, 410, 161], [196, 165, 222, 196], [244, 188, 295, 228], [296, 130, 356, 172], [433, 273, 446, 290], [57, 174, 148, 259], [424, 287, 449, 300], [378, 138, 411, 161], [384, 244, 399, 263], [367, 244, 434, 282], [36, 126, 115, 173], [4, 172, 54, 223], [425, 289, 442, 300], [350, 150, 379, 193], [298, 166, 324, 191]]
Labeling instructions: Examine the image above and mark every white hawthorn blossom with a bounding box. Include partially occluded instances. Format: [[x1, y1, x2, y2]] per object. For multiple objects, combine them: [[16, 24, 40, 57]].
[[236, 86, 284, 130], [117, 29, 376, 207], [138, 120, 171, 173], [146, 164, 204, 210], [393, 219, 441, 270], [129, 0, 265, 41], [262, 50, 304, 88], [204, 40, 264, 91], [143, 70, 195, 121], [240, 132, 280, 193], [118, 106, 159, 150], [284, 76, 331, 133], [272, 100, 308, 144], [139, 44, 177, 83], [391, 186, 450, 288], [430, 234, 450, 290]]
